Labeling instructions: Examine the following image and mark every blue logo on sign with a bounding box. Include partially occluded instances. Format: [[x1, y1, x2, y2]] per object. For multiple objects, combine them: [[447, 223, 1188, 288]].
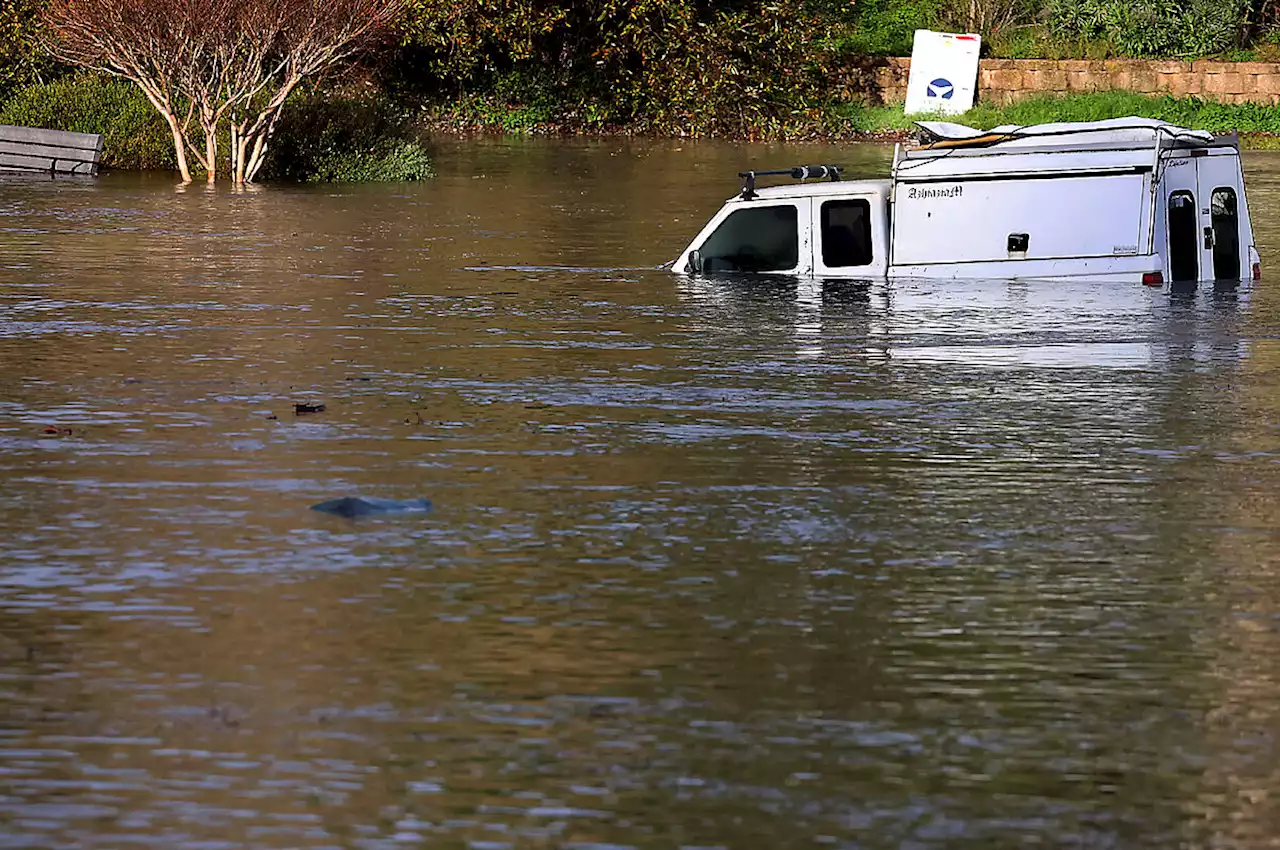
[[927, 78, 955, 99]]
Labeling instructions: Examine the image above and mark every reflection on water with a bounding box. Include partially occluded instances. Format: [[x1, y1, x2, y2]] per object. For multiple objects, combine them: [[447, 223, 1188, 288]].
[[1, 139, 1280, 846]]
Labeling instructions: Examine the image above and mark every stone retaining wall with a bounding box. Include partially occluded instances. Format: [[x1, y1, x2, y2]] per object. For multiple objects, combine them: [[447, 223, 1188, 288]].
[[858, 57, 1280, 105]]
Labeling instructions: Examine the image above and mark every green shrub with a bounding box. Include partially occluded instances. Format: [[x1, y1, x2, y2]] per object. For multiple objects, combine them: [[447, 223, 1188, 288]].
[[264, 91, 433, 182], [293, 139, 434, 183], [1050, 0, 1245, 56], [0, 73, 176, 170]]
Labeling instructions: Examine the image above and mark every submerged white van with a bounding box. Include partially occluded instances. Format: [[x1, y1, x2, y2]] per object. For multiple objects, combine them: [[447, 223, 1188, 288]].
[[674, 118, 1260, 285]]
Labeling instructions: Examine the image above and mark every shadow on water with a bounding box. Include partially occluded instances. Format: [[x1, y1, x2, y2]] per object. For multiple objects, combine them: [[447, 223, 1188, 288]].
[[1, 139, 1280, 847]]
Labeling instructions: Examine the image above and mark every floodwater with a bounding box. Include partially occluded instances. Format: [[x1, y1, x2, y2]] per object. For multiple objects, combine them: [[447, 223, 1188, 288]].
[[1, 137, 1280, 849]]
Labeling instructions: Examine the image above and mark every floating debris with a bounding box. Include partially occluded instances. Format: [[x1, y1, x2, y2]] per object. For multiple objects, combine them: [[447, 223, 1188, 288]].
[[310, 496, 433, 519]]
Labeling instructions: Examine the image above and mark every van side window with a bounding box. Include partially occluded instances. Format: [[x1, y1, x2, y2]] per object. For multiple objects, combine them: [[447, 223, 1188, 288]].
[[1167, 191, 1198, 283], [1210, 187, 1241, 280], [697, 205, 798, 273], [821, 199, 873, 267]]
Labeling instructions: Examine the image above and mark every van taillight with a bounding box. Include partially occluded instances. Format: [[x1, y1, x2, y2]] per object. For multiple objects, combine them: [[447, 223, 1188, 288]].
[[1142, 271, 1164, 286], [1253, 262, 1262, 281]]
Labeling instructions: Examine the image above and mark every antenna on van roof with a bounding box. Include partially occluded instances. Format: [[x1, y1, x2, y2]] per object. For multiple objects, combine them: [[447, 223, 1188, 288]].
[[738, 165, 843, 200]]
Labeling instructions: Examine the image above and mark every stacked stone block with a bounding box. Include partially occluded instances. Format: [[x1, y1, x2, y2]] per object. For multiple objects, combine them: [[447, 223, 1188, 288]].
[[864, 57, 1280, 105]]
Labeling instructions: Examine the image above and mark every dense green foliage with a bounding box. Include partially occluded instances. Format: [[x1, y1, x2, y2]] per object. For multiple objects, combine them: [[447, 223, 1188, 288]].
[[833, 0, 947, 56], [1050, 0, 1247, 57], [397, 0, 837, 137], [0, 0, 61, 101], [823, 0, 1277, 58], [392, 0, 1280, 138]]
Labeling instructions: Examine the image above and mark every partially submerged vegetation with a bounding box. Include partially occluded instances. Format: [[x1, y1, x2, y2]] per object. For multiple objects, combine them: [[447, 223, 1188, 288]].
[[39, 0, 410, 185], [0, 0, 1278, 182], [426, 91, 1280, 143], [0, 74, 432, 180], [261, 91, 433, 183], [8, 80, 1280, 178]]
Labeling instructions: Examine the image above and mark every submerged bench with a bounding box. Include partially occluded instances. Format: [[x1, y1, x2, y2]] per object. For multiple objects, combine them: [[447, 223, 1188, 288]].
[[0, 125, 103, 176]]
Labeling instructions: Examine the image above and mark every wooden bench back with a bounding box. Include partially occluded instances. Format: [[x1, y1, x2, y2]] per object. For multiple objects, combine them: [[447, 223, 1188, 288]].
[[0, 125, 104, 176]]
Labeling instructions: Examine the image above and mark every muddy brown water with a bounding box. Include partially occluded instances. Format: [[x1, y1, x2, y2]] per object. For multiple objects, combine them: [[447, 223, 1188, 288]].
[[3, 138, 1280, 847]]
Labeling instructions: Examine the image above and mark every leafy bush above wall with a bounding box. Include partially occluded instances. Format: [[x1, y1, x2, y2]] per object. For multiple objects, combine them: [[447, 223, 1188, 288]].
[[1050, 0, 1246, 56], [828, 0, 947, 56]]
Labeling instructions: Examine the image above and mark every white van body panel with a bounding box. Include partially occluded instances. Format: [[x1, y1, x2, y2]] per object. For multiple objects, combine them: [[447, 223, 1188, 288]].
[[891, 147, 1156, 181], [890, 172, 1153, 266], [889, 254, 1162, 282]]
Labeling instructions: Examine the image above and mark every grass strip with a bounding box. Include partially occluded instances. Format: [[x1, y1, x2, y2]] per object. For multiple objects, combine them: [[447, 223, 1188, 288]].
[[835, 92, 1280, 144]]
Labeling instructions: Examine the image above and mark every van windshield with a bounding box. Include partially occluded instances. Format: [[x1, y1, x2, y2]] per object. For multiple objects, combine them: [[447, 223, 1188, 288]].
[[697, 205, 798, 273]]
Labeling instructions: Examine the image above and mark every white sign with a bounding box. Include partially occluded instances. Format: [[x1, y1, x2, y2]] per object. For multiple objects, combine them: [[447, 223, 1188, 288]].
[[904, 30, 982, 116]]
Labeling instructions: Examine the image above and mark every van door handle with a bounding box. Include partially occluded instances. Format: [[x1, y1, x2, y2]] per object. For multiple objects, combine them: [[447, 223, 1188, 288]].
[[1204, 227, 1214, 249]]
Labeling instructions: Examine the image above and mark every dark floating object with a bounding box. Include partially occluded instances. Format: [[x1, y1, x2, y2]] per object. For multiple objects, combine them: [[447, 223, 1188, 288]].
[[294, 402, 326, 415], [310, 496, 433, 519]]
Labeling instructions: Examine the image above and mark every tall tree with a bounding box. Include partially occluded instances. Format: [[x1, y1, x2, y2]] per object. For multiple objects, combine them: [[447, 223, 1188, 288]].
[[40, 0, 406, 184]]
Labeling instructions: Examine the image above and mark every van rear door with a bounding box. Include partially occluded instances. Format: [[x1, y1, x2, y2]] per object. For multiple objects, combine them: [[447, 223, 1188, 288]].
[[1195, 151, 1248, 280]]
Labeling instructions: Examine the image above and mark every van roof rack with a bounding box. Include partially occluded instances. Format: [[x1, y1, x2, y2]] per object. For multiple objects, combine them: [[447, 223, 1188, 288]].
[[739, 165, 842, 200]]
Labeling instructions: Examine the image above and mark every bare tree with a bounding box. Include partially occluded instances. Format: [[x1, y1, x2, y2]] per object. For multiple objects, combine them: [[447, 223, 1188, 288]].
[[949, 0, 1038, 42], [41, 0, 200, 181], [229, 1, 406, 184], [41, 0, 407, 184]]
